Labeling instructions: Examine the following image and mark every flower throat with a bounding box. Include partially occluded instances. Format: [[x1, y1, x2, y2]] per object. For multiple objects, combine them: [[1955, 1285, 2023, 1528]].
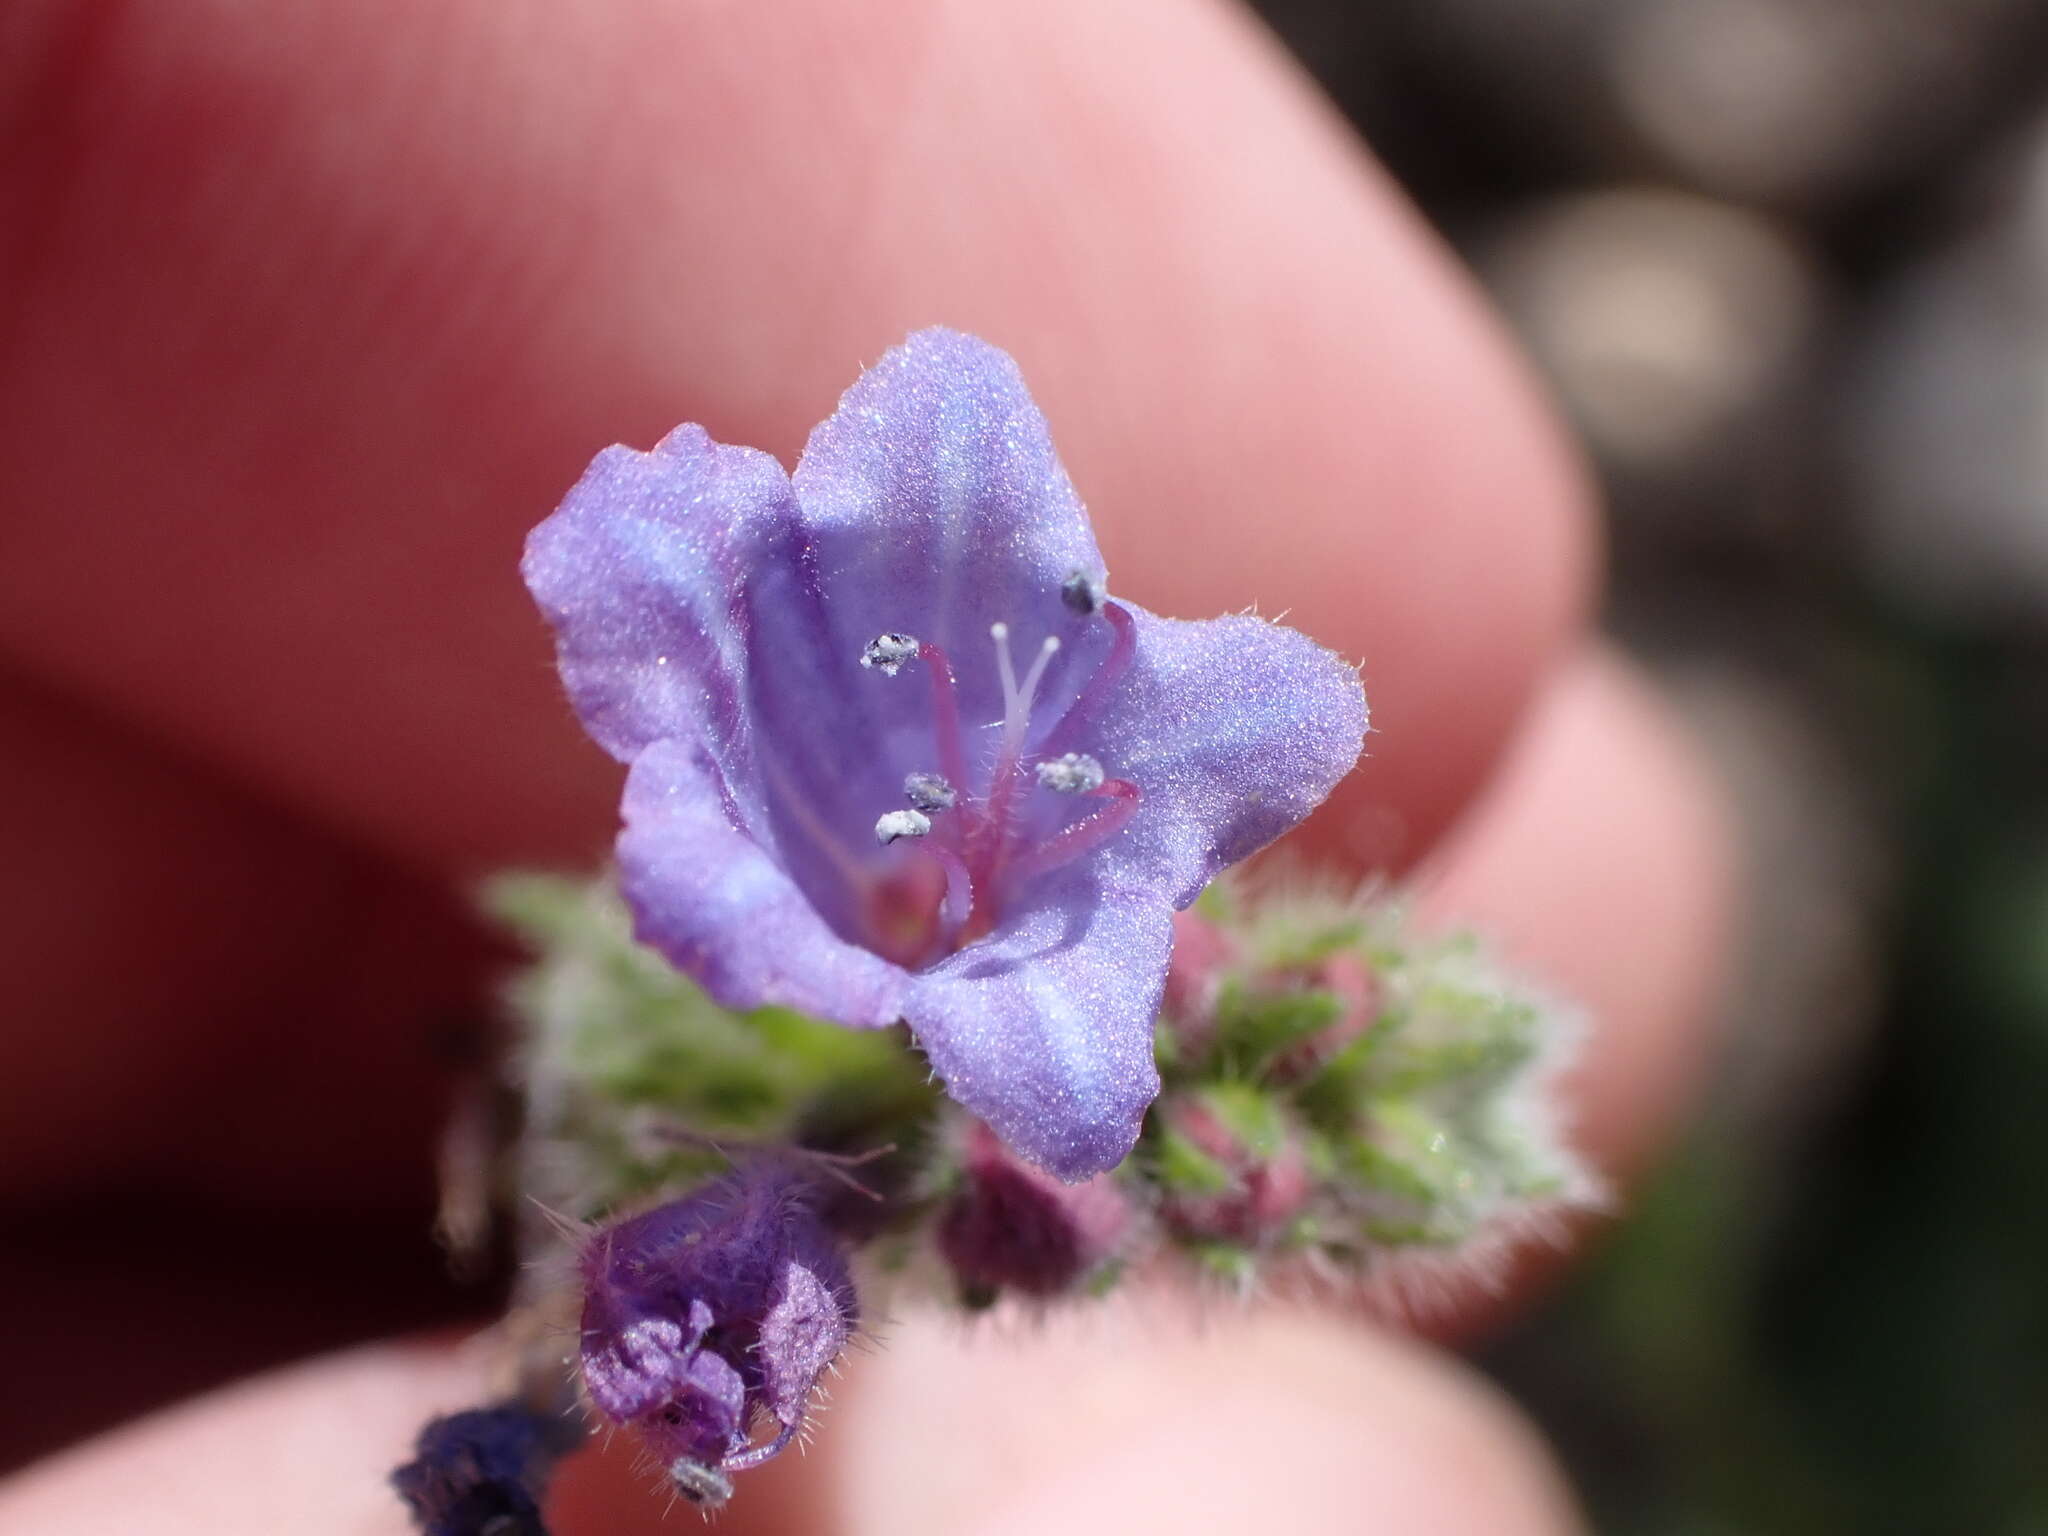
[[858, 577, 1141, 962]]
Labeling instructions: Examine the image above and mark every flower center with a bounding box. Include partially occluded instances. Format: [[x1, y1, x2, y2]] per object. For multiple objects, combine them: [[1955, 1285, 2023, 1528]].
[[858, 585, 1141, 962]]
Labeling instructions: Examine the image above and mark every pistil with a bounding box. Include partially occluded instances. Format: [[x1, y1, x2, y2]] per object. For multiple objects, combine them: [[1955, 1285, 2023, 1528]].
[[973, 623, 1064, 932]]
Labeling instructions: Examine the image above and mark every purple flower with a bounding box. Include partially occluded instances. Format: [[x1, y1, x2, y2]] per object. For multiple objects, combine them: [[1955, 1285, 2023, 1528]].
[[524, 329, 1367, 1179], [577, 1162, 857, 1508]]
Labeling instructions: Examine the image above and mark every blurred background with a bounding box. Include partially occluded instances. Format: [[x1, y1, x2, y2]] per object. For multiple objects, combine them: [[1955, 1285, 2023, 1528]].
[[1243, 0, 2048, 1529]]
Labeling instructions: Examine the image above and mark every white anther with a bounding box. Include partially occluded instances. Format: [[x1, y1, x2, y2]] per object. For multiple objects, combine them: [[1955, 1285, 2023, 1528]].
[[874, 809, 933, 845], [860, 632, 919, 676], [904, 773, 957, 812], [1061, 570, 1107, 616], [1036, 752, 1105, 795]]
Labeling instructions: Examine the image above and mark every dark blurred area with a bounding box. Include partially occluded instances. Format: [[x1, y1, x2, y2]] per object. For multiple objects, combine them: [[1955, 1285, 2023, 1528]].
[[1247, 0, 2048, 1529]]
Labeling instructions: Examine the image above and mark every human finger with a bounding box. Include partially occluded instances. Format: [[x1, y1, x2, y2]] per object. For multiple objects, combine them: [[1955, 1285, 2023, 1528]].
[[0, 667, 481, 1203], [0, 1313, 1586, 1536], [0, 0, 1590, 880]]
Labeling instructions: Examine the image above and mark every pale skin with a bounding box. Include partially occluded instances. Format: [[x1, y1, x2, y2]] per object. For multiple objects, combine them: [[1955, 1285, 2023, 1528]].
[[0, 2, 1736, 1531]]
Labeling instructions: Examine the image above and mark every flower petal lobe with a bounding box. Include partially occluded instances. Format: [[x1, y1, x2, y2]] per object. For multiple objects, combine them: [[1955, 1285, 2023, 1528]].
[[903, 869, 1170, 1181]]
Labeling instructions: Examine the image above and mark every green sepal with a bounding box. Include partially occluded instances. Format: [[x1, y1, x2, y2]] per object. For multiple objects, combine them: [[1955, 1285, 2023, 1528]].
[[1206, 979, 1348, 1079], [487, 872, 937, 1217]]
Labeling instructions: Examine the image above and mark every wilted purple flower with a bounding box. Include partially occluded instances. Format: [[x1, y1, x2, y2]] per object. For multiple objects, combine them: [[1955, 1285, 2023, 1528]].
[[391, 1399, 580, 1536], [937, 1119, 1134, 1301], [524, 329, 1367, 1179], [577, 1162, 857, 1508]]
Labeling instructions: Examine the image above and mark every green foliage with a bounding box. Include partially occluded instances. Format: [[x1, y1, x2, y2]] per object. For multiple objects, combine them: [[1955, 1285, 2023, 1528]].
[[1147, 885, 1597, 1280], [487, 873, 937, 1218], [485, 872, 1594, 1298], [1207, 980, 1348, 1077]]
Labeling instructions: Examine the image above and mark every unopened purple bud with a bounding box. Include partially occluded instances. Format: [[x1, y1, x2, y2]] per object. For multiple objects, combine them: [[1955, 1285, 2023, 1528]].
[[577, 1160, 858, 1506], [391, 1400, 580, 1536], [937, 1121, 1132, 1301]]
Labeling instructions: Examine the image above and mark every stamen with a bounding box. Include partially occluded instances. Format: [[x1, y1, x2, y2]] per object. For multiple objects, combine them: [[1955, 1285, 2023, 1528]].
[[1061, 569, 1107, 615], [924, 842, 975, 933], [1042, 601, 1136, 756], [915, 641, 969, 792], [720, 1419, 800, 1474], [904, 772, 957, 812], [864, 633, 969, 794], [1036, 752, 1105, 795], [670, 1458, 735, 1509], [1009, 779, 1142, 883], [874, 809, 932, 845], [864, 610, 1135, 947], [860, 632, 919, 675], [979, 627, 1064, 892]]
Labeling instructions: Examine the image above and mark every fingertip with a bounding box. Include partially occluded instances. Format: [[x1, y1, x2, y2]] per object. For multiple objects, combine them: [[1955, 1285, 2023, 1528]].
[[825, 1303, 1582, 1535], [2, 0, 1593, 874], [535, 1302, 1589, 1534], [0, 1342, 489, 1536]]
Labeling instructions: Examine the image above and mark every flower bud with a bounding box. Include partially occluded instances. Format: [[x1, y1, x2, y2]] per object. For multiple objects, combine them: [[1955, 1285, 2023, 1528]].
[[577, 1160, 858, 1507], [1159, 907, 1235, 1060], [937, 1121, 1133, 1302], [1155, 1086, 1311, 1248], [1265, 948, 1381, 1082]]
